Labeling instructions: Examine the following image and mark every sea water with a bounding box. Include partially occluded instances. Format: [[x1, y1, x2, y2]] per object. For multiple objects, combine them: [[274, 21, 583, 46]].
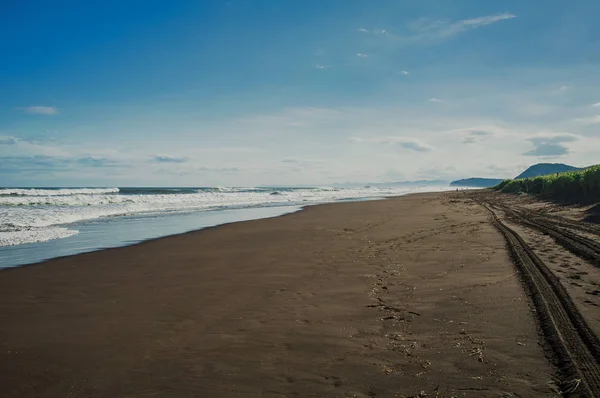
[[0, 185, 449, 268]]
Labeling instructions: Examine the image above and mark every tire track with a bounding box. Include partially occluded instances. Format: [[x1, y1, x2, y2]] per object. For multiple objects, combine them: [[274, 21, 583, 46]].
[[534, 213, 600, 237], [477, 199, 600, 397], [496, 204, 600, 267]]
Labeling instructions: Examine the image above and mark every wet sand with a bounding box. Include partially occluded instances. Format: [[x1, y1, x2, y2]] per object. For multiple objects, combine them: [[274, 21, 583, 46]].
[[0, 192, 557, 397]]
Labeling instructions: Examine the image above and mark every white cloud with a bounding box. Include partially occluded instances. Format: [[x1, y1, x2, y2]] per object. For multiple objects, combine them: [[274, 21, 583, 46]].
[[279, 158, 325, 168], [558, 85, 570, 92], [240, 107, 344, 130], [152, 155, 189, 163], [429, 98, 444, 103], [459, 13, 517, 29], [574, 115, 600, 124], [404, 13, 516, 44], [469, 130, 491, 136], [197, 166, 239, 172], [400, 70, 409, 75], [0, 136, 71, 158], [356, 53, 368, 58], [523, 134, 578, 157], [4, 64, 600, 186], [400, 140, 433, 152], [20, 106, 59, 115], [592, 102, 600, 107], [357, 28, 369, 33], [194, 147, 260, 154], [349, 136, 433, 152], [314, 64, 330, 69], [0, 136, 18, 145]]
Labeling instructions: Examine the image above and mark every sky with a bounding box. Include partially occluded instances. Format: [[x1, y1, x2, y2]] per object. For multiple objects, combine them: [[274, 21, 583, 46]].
[[1, 0, 599, 187]]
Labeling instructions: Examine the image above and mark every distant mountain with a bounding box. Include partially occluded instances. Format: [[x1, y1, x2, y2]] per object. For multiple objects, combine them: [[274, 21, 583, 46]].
[[367, 180, 449, 188], [332, 180, 449, 188], [450, 178, 506, 188], [515, 163, 582, 179]]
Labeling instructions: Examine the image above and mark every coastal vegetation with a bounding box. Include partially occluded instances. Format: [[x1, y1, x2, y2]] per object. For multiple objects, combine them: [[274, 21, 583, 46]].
[[495, 165, 600, 203], [450, 177, 505, 188], [450, 163, 581, 188]]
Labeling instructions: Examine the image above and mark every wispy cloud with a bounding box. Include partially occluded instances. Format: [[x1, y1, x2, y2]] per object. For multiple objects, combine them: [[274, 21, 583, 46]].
[[19, 106, 59, 115], [198, 166, 239, 172], [349, 136, 433, 152], [388, 13, 517, 45], [400, 70, 409, 75], [241, 107, 343, 129], [0, 136, 18, 145], [0, 155, 126, 175], [314, 64, 330, 69], [400, 140, 432, 152], [592, 102, 600, 107], [429, 98, 444, 103], [574, 115, 600, 124], [280, 158, 326, 168], [458, 13, 517, 28], [356, 53, 368, 58], [357, 28, 388, 36], [0, 135, 71, 157], [76, 156, 122, 168], [458, 129, 492, 144], [414, 13, 516, 37], [0, 156, 71, 175], [152, 155, 189, 163], [470, 130, 491, 136], [523, 134, 578, 157]]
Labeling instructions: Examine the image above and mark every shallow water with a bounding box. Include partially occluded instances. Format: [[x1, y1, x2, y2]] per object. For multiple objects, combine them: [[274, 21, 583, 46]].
[[0, 185, 453, 269], [0, 205, 300, 269], [0, 186, 442, 247]]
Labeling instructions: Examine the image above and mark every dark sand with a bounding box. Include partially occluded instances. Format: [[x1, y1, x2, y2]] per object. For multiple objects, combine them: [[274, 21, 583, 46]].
[[0, 192, 557, 397]]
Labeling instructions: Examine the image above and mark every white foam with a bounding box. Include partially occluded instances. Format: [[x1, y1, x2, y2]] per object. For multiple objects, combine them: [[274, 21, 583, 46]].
[[0, 227, 79, 246], [0, 188, 120, 196], [0, 185, 451, 247]]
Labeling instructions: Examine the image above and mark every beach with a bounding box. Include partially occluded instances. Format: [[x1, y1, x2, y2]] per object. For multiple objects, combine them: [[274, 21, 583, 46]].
[[0, 186, 449, 268], [0, 192, 564, 397]]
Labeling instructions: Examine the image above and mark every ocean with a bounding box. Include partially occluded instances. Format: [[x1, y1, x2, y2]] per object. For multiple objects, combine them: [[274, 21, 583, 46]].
[[0, 185, 449, 268]]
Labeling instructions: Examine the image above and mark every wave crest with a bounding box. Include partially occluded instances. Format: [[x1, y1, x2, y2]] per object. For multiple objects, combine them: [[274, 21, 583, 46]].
[[0, 188, 120, 197]]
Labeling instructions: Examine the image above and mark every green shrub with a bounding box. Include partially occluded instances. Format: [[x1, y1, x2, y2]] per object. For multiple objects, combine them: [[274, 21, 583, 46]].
[[492, 165, 600, 203]]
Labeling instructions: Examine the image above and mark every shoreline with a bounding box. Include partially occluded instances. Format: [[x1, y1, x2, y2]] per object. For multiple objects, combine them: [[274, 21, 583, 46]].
[[1, 185, 451, 250], [0, 191, 555, 397], [0, 204, 304, 270], [0, 191, 432, 270]]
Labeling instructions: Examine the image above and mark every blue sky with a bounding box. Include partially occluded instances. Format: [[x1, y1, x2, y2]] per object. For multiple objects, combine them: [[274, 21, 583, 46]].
[[1, 0, 599, 186]]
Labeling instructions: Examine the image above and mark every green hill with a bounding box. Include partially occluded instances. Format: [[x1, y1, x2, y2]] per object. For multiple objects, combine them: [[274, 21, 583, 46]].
[[514, 163, 582, 179], [496, 165, 600, 203], [450, 178, 505, 188]]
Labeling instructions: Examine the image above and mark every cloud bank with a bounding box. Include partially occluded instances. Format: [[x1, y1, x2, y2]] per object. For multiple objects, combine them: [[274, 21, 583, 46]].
[[20, 106, 59, 115], [523, 135, 577, 157]]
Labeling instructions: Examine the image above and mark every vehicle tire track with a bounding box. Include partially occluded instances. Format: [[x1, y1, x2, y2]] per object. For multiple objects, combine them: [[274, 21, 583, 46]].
[[496, 204, 600, 267], [477, 199, 600, 397], [530, 213, 600, 237]]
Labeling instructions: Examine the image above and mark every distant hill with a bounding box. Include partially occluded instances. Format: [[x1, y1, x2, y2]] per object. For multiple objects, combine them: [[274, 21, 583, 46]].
[[498, 165, 600, 204], [368, 180, 449, 188], [450, 178, 506, 188], [333, 180, 449, 188], [515, 163, 582, 179]]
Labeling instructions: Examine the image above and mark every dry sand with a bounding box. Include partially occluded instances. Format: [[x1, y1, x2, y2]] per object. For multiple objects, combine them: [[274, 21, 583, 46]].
[[0, 192, 558, 397]]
